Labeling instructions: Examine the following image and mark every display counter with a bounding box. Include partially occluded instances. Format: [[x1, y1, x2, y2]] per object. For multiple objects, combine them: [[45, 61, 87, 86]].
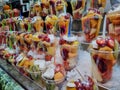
[[0, 49, 120, 90]]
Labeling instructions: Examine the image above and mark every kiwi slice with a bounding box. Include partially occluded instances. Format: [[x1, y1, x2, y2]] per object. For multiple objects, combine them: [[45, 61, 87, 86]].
[[29, 65, 41, 80]]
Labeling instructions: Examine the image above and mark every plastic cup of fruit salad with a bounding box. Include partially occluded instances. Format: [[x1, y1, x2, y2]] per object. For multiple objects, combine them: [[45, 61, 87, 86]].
[[58, 13, 72, 37], [45, 15, 58, 35], [42, 63, 66, 90], [55, 0, 66, 16], [71, 0, 86, 19], [31, 16, 44, 33], [106, 5, 120, 44], [59, 35, 79, 71], [26, 60, 46, 87], [66, 75, 98, 90], [89, 36, 119, 83], [41, 34, 57, 61], [81, 8, 103, 43]]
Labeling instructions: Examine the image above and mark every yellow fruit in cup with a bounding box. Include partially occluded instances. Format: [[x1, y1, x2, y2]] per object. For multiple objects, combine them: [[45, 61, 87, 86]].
[[54, 72, 64, 81]]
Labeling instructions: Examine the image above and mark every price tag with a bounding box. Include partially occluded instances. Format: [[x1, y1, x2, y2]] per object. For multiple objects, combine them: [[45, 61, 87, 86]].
[[16, 54, 24, 62]]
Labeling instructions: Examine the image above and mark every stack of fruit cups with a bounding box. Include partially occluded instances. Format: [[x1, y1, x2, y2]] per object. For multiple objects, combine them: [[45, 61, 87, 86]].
[[59, 35, 79, 71], [45, 15, 58, 35], [42, 63, 66, 90], [71, 0, 86, 19], [89, 36, 119, 83]]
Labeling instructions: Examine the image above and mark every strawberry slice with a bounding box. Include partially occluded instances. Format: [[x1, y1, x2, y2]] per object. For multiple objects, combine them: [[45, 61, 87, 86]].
[[55, 64, 61, 73]]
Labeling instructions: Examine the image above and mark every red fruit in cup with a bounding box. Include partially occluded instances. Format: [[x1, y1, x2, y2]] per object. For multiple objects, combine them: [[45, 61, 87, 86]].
[[13, 8, 20, 17], [74, 81, 82, 89], [24, 23, 28, 31], [45, 55, 52, 61], [61, 48, 69, 60], [107, 39, 115, 48], [55, 64, 61, 73], [65, 15, 69, 19], [45, 37, 50, 42], [59, 38, 66, 45], [96, 37, 106, 46]]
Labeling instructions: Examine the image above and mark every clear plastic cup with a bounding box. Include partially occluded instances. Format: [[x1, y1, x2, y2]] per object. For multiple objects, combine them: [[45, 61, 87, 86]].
[[89, 36, 119, 83], [40, 0, 49, 17], [60, 35, 79, 71], [26, 68, 45, 87], [55, 0, 67, 16], [66, 75, 98, 90], [90, 0, 106, 14], [81, 9, 103, 43], [32, 16, 44, 33], [45, 15, 58, 35], [42, 63, 66, 90], [106, 5, 120, 44], [58, 13, 72, 36], [71, 0, 86, 19]]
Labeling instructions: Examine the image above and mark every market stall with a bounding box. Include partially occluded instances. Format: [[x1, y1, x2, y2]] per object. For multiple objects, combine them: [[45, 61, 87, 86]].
[[0, 0, 120, 90]]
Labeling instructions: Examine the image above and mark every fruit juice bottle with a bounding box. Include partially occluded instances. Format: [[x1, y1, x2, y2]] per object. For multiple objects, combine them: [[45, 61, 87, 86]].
[[90, 36, 119, 83], [81, 9, 103, 43], [71, 0, 86, 19], [58, 13, 72, 36], [45, 15, 58, 34], [59, 35, 79, 71]]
